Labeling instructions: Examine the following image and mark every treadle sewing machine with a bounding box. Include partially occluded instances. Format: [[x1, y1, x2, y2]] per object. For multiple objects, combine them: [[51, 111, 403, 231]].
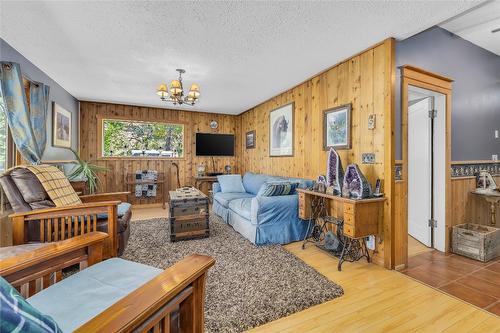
[[297, 188, 385, 271]]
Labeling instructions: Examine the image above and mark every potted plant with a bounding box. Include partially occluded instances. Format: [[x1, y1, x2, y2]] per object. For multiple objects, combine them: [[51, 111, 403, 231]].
[[68, 149, 108, 194]]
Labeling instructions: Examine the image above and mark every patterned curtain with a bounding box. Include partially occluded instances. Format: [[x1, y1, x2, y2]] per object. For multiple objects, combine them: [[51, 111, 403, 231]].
[[0, 62, 49, 164], [29, 81, 50, 158]]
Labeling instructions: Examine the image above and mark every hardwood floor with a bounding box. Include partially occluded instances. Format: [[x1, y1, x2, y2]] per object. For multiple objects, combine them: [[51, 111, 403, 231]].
[[408, 235, 433, 258], [402, 250, 500, 317], [132, 207, 499, 332]]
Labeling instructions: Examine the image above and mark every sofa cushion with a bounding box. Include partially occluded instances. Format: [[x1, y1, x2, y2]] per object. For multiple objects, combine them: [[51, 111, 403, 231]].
[[27, 258, 162, 333], [0, 277, 63, 333], [217, 174, 246, 193], [242, 172, 271, 195], [0, 174, 32, 213], [228, 197, 253, 220], [257, 181, 299, 197], [214, 192, 254, 208], [97, 202, 132, 219], [286, 177, 314, 189], [9, 168, 53, 207]]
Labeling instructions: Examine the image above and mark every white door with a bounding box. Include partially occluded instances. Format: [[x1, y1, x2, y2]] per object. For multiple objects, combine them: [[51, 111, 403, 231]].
[[408, 97, 432, 247]]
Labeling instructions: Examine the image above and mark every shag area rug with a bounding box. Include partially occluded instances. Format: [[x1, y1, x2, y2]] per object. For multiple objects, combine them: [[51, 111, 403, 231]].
[[121, 215, 343, 333]]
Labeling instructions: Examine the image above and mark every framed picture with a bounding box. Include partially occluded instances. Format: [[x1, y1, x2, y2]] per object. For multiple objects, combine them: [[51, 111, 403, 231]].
[[323, 104, 351, 150], [269, 102, 294, 157], [53, 102, 72, 148], [246, 130, 256, 149]]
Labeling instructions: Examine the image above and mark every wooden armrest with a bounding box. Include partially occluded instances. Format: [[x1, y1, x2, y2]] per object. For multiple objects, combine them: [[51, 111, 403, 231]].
[[75, 254, 215, 333], [9, 201, 121, 220], [0, 232, 108, 277], [80, 192, 130, 203]]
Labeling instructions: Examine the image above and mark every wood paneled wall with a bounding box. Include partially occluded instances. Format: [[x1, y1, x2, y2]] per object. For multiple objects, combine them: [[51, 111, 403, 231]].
[[238, 39, 395, 267], [79, 102, 241, 204], [393, 180, 407, 268]]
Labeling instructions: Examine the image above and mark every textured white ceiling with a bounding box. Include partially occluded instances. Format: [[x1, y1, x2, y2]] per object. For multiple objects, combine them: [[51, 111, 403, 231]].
[[0, 1, 481, 115], [441, 1, 500, 56]]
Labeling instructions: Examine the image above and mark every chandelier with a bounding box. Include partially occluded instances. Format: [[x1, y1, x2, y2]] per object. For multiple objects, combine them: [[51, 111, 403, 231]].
[[156, 69, 200, 106]]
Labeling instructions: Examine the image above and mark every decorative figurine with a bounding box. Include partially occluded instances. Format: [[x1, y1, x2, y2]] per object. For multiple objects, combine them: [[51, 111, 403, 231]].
[[224, 165, 232, 174], [315, 175, 327, 193], [342, 164, 373, 199], [196, 164, 206, 177], [475, 170, 498, 194], [326, 147, 344, 195]]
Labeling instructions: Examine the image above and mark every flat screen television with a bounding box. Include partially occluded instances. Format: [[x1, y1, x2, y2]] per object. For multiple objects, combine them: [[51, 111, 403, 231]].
[[196, 133, 235, 156]]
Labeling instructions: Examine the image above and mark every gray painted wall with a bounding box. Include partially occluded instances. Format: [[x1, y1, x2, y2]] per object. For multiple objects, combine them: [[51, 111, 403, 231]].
[[0, 38, 79, 161], [396, 26, 500, 161]]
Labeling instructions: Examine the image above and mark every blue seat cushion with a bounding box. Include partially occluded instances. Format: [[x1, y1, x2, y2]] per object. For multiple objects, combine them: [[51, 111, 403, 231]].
[[213, 192, 254, 208], [27, 258, 162, 332], [96, 202, 131, 219], [228, 197, 253, 220]]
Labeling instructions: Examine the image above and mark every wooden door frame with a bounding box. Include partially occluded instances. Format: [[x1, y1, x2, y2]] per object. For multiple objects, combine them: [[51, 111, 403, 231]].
[[397, 65, 453, 269]]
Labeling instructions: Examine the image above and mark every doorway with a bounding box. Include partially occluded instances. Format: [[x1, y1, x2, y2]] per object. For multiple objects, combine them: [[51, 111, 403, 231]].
[[395, 65, 453, 270], [407, 86, 446, 252]]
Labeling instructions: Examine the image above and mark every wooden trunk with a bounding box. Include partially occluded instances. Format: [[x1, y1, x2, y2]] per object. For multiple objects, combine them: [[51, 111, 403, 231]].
[[169, 188, 209, 242], [451, 223, 500, 262]]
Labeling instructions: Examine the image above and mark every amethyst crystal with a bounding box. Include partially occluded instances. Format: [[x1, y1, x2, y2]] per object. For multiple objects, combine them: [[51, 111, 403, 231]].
[[326, 147, 344, 195], [317, 175, 327, 185], [342, 164, 373, 199]]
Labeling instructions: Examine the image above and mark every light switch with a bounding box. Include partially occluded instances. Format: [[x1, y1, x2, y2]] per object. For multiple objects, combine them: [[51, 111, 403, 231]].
[[495, 130, 499, 139]]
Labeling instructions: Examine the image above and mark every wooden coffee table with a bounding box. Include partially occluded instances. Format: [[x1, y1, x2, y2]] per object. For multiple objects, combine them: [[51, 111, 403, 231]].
[[168, 187, 210, 242]]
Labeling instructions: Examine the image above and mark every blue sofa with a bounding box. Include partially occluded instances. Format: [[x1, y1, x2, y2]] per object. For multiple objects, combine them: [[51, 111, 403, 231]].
[[212, 172, 313, 245]]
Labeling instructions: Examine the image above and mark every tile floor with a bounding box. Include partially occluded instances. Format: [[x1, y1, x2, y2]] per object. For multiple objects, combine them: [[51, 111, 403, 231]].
[[402, 250, 500, 316]]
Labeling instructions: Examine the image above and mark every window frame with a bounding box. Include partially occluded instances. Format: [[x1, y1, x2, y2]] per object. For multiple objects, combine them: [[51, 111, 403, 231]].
[[97, 116, 186, 160]]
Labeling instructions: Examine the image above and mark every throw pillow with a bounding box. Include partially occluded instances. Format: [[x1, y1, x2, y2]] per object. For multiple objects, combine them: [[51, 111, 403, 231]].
[[0, 277, 63, 333], [217, 174, 246, 193], [258, 181, 299, 196]]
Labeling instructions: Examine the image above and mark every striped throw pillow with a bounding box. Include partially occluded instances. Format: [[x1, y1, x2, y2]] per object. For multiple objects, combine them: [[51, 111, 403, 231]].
[[258, 182, 299, 197]]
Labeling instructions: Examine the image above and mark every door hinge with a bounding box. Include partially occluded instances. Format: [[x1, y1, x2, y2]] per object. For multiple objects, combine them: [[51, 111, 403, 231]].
[[428, 219, 437, 228], [428, 109, 437, 119]]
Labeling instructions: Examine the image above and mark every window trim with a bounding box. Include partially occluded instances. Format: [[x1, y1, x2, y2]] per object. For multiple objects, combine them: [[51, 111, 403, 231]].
[[97, 115, 186, 160]]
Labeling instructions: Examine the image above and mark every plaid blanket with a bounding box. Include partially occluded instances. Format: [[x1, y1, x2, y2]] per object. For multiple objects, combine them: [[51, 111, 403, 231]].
[[10, 165, 82, 207]]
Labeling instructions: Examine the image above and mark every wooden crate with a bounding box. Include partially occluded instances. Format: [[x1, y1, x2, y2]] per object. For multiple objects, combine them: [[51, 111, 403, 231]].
[[452, 223, 500, 262], [169, 187, 209, 242]]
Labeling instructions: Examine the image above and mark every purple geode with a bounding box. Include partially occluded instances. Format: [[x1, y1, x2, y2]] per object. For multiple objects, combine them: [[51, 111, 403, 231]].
[[342, 164, 373, 199], [326, 147, 344, 195]]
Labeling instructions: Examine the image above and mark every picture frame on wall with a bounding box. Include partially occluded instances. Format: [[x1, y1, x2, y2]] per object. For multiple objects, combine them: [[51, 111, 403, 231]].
[[53, 102, 72, 148], [323, 104, 351, 150], [246, 130, 256, 149], [269, 102, 294, 157]]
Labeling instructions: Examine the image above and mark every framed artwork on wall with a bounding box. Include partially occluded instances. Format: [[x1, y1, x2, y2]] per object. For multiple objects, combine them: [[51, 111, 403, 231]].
[[323, 104, 351, 150], [269, 102, 294, 157], [246, 130, 256, 149], [53, 102, 72, 148]]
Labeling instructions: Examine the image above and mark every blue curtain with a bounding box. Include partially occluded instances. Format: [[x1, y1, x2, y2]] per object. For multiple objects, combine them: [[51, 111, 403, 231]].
[[29, 81, 50, 158], [0, 62, 50, 164]]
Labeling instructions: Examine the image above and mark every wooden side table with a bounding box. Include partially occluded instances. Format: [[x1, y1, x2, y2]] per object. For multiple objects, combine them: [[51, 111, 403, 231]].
[[471, 190, 500, 226], [194, 176, 219, 192]]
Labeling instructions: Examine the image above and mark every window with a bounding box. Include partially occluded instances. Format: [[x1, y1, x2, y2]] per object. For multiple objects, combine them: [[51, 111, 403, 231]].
[[102, 119, 184, 158]]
